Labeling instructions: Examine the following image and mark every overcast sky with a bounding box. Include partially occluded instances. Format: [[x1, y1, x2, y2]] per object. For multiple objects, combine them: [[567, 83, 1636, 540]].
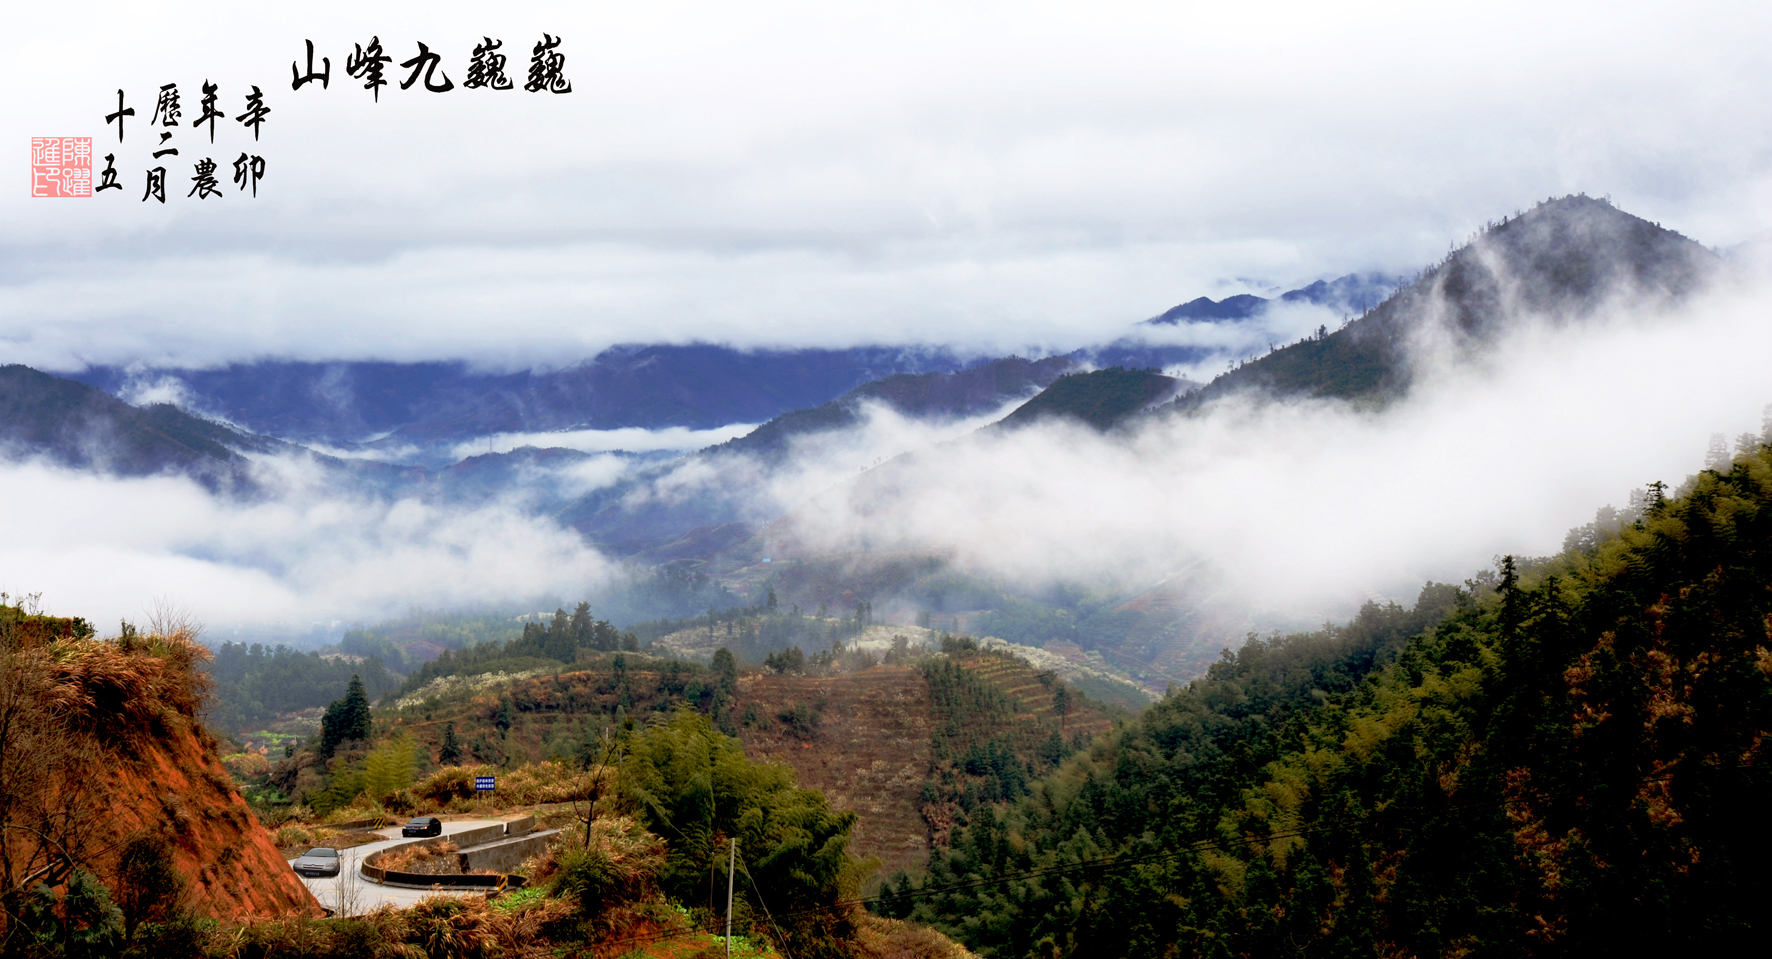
[[7, 0, 1772, 372]]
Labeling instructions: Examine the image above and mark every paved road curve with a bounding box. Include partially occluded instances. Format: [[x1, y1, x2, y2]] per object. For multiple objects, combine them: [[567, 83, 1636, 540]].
[[292, 820, 508, 916]]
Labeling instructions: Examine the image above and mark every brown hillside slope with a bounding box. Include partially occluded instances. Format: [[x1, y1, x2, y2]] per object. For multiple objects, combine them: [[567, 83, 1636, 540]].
[[733, 667, 934, 877], [387, 661, 715, 768], [2, 612, 320, 921], [389, 664, 941, 878], [384, 653, 1116, 879], [94, 713, 320, 918]]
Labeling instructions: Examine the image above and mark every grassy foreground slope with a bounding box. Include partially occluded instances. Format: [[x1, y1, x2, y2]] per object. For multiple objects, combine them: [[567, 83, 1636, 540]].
[[894, 449, 1772, 956]]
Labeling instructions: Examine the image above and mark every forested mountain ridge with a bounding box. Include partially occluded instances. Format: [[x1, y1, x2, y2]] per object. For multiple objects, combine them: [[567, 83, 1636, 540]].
[[0, 364, 258, 489], [996, 367, 1185, 432], [0, 364, 435, 496], [69, 345, 978, 450], [887, 446, 1772, 956], [1172, 195, 1720, 408], [1145, 272, 1398, 325], [712, 355, 1077, 460]]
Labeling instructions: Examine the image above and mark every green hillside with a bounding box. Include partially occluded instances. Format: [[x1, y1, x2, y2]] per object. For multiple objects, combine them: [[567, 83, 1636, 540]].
[[998, 367, 1180, 431], [715, 356, 1075, 459], [0, 364, 254, 484], [887, 447, 1772, 956]]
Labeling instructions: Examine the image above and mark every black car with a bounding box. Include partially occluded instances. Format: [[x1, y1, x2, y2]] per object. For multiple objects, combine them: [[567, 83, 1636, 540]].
[[291, 847, 340, 877], [402, 816, 443, 837]]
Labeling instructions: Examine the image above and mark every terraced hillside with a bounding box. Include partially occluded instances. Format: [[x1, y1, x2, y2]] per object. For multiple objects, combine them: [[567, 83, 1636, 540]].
[[918, 649, 1117, 846], [732, 667, 935, 877], [374, 648, 1122, 879], [383, 655, 714, 772], [955, 650, 1115, 741]]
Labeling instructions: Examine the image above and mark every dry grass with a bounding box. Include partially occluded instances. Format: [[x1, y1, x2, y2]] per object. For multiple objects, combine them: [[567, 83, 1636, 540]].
[[40, 628, 214, 745], [209, 894, 579, 959], [412, 761, 607, 809], [273, 826, 384, 858], [377, 839, 459, 873], [851, 915, 981, 959], [521, 814, 672, 950], [521, 815, 664, 886]]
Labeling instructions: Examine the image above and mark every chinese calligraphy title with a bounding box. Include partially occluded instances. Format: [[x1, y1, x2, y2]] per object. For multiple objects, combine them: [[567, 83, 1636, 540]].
[[39, 35, 573, 202]]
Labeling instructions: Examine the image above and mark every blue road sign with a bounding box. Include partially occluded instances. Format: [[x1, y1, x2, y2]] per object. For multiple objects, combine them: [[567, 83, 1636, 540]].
[[475, 776, 495, 791]]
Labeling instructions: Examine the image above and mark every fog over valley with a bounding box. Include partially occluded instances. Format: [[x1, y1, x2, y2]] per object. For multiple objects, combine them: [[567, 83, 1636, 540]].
[[4, 201, 1768, 683]]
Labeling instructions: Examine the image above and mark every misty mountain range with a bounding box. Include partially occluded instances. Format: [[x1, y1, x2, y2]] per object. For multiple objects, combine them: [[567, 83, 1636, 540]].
[[1144, 271, 1399, 324], [5, 195, 1717, 543], [1173, 194, 1719, 408], [59, 271, 1392, 456], [65, 343, 1203, 459], [0, 194, 1726, 690]]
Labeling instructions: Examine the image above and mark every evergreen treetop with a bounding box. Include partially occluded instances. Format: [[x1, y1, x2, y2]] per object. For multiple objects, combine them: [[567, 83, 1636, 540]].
[[319, 673, 373, 757]]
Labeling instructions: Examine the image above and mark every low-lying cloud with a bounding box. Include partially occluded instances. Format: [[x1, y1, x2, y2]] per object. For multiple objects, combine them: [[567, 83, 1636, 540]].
[[752, 267, 1772, 625], [618, 396, 1033, 520], [0, 454, 619, 631], [9, 266, 1772, 654], [449, 422, 760, 461]]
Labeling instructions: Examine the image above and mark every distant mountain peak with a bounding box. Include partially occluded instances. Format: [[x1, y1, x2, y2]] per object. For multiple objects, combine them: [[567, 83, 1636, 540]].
[[1145, 273, 1399, 326], [1171, 194, 1721, 407]]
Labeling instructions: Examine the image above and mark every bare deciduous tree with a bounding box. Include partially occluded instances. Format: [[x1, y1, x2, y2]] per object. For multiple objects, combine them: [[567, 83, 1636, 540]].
[[144, 597, 201, 645]]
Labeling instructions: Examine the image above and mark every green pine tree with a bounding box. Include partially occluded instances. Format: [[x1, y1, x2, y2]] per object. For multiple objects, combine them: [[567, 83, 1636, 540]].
[[438, 722, 463, 765], [496, 693, 515, 735], [711, 647, 739, 694], [319, 673, 372, 757]]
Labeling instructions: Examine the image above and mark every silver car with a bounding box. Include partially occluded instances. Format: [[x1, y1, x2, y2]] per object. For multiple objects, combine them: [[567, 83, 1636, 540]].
[[291, 847, 341, 877]]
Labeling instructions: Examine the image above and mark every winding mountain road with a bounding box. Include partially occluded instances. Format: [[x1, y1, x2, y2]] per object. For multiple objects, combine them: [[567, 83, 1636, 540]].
[[292, 819, 508, 917]]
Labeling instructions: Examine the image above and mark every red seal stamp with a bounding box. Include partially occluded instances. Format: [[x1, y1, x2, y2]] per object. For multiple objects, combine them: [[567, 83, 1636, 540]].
[[31, 137, 93, 197]]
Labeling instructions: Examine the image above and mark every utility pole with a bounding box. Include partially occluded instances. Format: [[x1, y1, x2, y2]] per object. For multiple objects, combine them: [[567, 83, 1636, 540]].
[[726, 837, 738, 958]]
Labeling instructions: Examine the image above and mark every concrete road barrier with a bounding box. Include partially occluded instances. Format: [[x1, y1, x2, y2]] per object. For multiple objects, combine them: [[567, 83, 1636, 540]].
[[460, 830, 559, 874], [442, 823, 507, 848], [361, 822, 556, 888], [297, 820, 509, 916]]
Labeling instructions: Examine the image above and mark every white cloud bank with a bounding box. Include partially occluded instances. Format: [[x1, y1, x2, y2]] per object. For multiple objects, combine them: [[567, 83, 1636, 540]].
[[449, 422, 759, 460], [4, 1, 1772, 370], [7, 264, 1772, 654], [0, 456, 618, 631], [755, 268, 1772, 624]]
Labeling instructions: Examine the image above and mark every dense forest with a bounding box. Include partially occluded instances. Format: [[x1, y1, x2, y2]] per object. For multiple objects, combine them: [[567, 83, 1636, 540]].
[[882, 449, 1772, 955], [205, 643, 400, 731], [390, 602, 640, 698], [337, 609, 526, 671], [632, 592, 885, 662]]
